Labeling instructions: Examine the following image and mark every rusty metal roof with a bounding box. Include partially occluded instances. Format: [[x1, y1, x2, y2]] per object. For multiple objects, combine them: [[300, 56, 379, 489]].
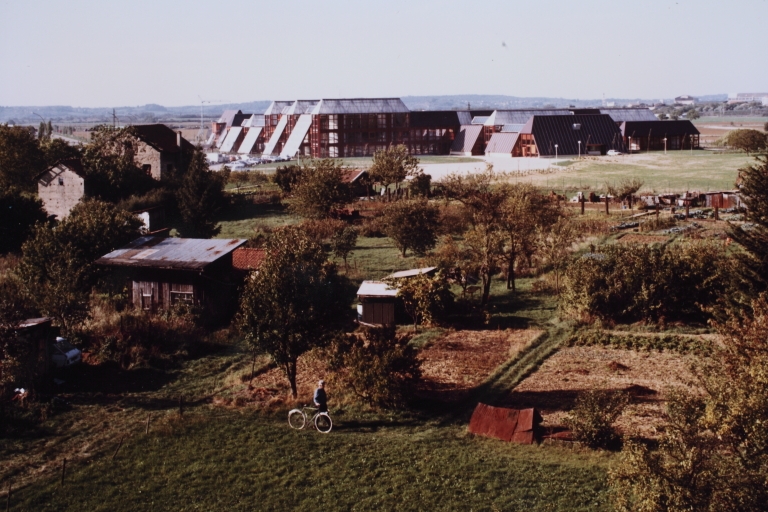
[[95, 237, 247, 271], [385, 267, 436, 279]]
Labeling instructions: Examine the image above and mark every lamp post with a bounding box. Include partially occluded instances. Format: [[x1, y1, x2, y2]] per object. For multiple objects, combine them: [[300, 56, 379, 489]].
[[554, 144, 558, 164], [663, 137, 667, 154], [578, 140, 581, 159], [628, 136, 632, 155]]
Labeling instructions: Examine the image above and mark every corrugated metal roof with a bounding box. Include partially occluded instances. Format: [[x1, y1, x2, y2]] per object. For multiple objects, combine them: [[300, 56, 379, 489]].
[[485, 132, 520, 155], [288, 100, 320, 115], [313, 98, 410, 114], [524, 114, 626, 156], [263, 101, 293, 116], [450, 125, 483, 154], [280, 114, 312, 157], [357, 281, 398, 297], [237, 127, 263, 154], [620, 120, 700, 138], [96, 237, 247, 271], [600, 108, 657, 122], [219, 126, 243, 153], [485, 109, 570, 126], [385, 267, 436, 279], [262, 115, 288, 156]]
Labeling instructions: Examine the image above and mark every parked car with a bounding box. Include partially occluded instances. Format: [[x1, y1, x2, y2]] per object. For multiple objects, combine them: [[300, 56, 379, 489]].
[[607, 149, 622, 156], [51, 337, 81, 368], [227, 161, 248, 170], [260, 155, 277, 163]]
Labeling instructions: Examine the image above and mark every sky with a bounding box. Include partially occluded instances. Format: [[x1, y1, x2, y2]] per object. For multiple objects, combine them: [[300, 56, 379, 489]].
[[1, 0, 766, 107]]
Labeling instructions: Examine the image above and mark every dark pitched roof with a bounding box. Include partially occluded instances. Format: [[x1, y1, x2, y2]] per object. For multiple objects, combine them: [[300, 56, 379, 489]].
[[95, 237, 247, 271], [524, 114, 626, 156], [341, 169, 368, 184], [409, 110, 493, 128], [620, 120, 700, 138], [132, 124, 195, 154], [34, 158, 86, 181]]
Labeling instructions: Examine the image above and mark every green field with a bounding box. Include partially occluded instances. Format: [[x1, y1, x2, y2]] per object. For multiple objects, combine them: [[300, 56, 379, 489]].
[[246, 155, 483, 172], [511, 151, 754, 196], [12, 411, 611, 512]]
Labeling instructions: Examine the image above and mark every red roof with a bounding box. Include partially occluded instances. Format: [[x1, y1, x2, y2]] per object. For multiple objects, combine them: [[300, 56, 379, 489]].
[[341, 169, 368, 184], [232, 247, 266, 271]]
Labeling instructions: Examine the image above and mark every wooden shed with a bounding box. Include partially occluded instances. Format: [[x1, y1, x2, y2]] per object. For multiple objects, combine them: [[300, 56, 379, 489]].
[[356, 281, 398, 326], [95, 237, 247, 321]]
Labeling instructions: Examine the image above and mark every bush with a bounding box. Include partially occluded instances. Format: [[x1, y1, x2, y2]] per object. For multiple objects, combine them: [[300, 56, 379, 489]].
[[561, 242, 728, 325], [329, 326, 421, 409], [565, 389, 629, 449]]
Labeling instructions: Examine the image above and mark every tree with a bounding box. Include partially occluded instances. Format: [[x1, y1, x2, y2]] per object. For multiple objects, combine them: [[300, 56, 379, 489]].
[[0, 187, 48, 254], [272, 164, 302, 194], [426, 235, 478, 297], [0, 274, 38, 397], [380, 199, 440, 257], [329, 326, 421, 409], [393, 271, 453, 331], [369, 144, 420, 191], [289, 159, 352, 219], [565, 389, 629, 449], [330, 226, 358, 270], [176, 149, 229, 238], [17, 200, 143, 332], [237, 227, 349, 397], [606, 178, 644, 206], [442, 166, 510, 305], [409, 172, 432, 198], [40, 137, 81, 167], [538, 216, 577, 293], [724, 129, 768, 154], [730, 155, 768, 298], [0, 124, 45, 192], [80, 125, 157, 202], [500, 183, 561, 291], [610, 294, 768, 511]]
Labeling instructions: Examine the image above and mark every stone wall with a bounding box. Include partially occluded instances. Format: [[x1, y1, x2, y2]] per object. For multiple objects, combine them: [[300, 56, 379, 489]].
[[37, 165, 85, 219]]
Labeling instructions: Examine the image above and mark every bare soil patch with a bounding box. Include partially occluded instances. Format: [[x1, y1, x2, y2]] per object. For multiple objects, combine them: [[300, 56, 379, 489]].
[[503, 346, 701, 439], [417, 329, 543, 401]]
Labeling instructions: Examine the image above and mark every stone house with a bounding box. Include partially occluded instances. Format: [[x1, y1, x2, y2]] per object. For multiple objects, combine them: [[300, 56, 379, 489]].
[[132, 124, 195, 181], [35, 159, 88, 219]]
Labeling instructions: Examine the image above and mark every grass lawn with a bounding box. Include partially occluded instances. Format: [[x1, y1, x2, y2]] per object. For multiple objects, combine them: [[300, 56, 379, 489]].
[[12, 410, 611, 512], [216, 202, 301, 240], [512, 151, 754, 196], [242, 155, 484, 172]]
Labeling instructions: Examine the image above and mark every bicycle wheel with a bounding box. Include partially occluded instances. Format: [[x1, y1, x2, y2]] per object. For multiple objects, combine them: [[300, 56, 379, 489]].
[[314, 413, 332, 433], [288, 409, 306, 430]]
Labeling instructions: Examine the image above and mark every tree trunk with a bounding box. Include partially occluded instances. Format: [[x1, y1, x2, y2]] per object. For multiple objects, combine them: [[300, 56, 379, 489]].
[[481, 272, 492, 306], [286, 360, 298, 398], [506, 250, 517, 291]]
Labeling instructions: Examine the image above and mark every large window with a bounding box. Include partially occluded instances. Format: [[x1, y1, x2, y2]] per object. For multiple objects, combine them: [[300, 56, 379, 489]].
[[170, 291, 194, 306]]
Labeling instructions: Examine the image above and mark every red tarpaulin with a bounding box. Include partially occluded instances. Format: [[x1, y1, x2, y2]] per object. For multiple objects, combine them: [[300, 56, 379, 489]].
[[468, 403, 542, 444]]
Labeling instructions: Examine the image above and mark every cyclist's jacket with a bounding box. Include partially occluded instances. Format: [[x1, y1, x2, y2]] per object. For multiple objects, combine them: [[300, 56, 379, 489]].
[[314, 388, 327, 407]]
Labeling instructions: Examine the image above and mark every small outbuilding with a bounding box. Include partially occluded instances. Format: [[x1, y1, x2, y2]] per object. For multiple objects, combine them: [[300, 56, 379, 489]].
[[95, 236, 247, 321], [356, 281, 398, 326], [35, 159, 87, 219]]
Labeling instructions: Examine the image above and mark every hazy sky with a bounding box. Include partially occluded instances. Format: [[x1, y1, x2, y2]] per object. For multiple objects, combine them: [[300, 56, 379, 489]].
[[1, 0, 766, 107]]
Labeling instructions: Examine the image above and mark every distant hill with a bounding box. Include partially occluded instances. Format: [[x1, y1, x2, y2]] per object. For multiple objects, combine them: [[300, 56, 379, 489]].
[[0, 95, 729, 124]]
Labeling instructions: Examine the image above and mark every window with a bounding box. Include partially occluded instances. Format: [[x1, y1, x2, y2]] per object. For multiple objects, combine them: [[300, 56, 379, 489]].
[[142, 164, 152, 175], [58, 177, 64, 185], [170, 291, 194, 306], [328, 115, 338, 130]]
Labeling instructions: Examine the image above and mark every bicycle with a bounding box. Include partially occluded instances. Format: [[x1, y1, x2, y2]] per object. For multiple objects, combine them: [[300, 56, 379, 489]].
[[288, 405, 333, 433]]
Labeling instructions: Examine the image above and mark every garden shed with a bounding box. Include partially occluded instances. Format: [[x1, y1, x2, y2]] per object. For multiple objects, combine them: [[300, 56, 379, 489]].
[[356, 281, 398, 326]]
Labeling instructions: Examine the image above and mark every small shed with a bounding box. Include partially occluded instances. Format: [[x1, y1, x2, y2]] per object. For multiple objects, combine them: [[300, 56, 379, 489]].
[[468, 403, 543, 444], [341, 169, 371, 197], [95, 237, 247, 321], [385, 267, 437, 280], [14, 318, 55, 376], [356, 281, 398, 326], [35, 159, 87, 219]]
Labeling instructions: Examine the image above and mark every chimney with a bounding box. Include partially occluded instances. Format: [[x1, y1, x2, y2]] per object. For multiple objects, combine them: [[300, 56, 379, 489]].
[[177, 131, 182, 148]]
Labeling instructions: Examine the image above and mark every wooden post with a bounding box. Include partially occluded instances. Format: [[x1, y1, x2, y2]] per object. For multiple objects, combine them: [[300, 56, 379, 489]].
[[146, 413, 151, 434], [656, 203, 660, 218], [60, 459, 66, 486], [605, 195, 609, 215], [580, 197, 585, 215], [714, 205, 719, 221], [112, 436, 125, 461], [686, 202, 689, 219]]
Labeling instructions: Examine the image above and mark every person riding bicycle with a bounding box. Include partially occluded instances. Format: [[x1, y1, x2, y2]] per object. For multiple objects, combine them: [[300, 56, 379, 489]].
[[313, 380, 328, 413]]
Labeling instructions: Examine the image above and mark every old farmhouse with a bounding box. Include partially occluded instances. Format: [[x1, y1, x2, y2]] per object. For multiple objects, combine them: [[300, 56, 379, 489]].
[[35, 159, 87, 219]]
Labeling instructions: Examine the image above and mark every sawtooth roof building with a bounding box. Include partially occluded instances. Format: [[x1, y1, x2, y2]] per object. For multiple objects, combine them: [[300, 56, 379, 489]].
[[209, 98, 660, 159]]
